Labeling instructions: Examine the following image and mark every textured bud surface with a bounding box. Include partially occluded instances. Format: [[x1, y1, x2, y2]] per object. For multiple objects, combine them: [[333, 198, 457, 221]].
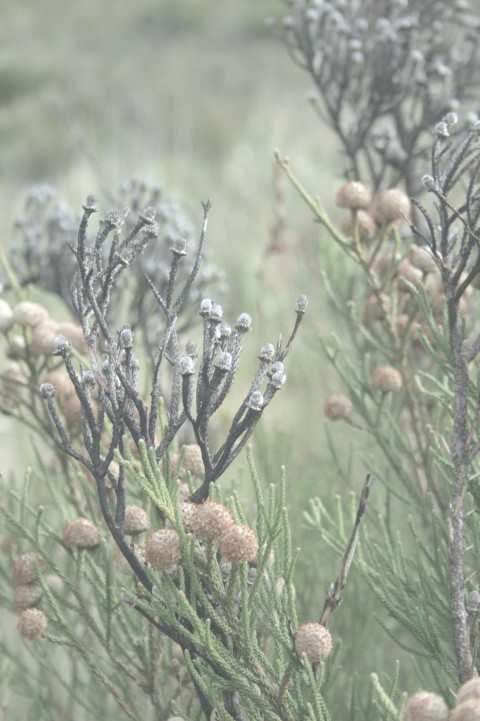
[[294, 623, 333, 663], [403, 691, 448, 721], [457, 679, 480, 705], [218, 523, 259, 563], [124, 505, 150, 535], [17, 608, 48, 640], [13, 302, 49, 328], [12, 552, 47, 585], [373, 188, 411, 225], [191, 501, 233, 540], [335, 181, 372, 210], [146, 529, 182, 571], [324, 394, 352, 421], [63, 518, 101, 548], [14, 582, 43, 609], [370, 365, 403, 393]]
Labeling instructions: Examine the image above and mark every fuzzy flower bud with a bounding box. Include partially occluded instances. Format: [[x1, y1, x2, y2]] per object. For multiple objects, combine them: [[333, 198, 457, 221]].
[[466, 591, 480, 614], [12, 552, 47, 585], [422, 175, 436, 192], [215, 351, 232, 372], [324, 393, 352, 420], [434, 121, 450, 138], [124, 505, 150, 535], [235, 312, 252, 332], [370, 365, 403, 393], [296, 295, 308, 313], [373, 188, 411, 225], [170, 238, 187, 256], [186, 340, 198, 358], [246, 391, 264, 411], [14, 582, 43, 610], [335, 181, 372, 210], [82, 194, 98, 212], [218, 321, 232, 339], [218, 524, 259, 563], [53, 335, 72, 357], [270, 370, 286, 388], [402, 691, 448, 721], [180, 502, 199, 531], [39, 383, 56, 400], [294, 623, 333, 663], [119, 326, 134, 349], [191, 501, 234, 540], [341, 210, 376, 239], [259, 343, 275, 362], [17, 608, 48, 640], [199, 298, 213, 317], [13, 302, 49, 328], [179, 356, 195, 376], [63, 518, 101, 548], [146, 529, 182, 571], [29, 319, 60, 356], [139, 206, 156, 224]]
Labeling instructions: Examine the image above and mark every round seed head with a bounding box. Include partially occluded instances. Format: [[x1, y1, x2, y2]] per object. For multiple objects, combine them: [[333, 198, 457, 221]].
[[119, 326, 134, 349], [373, 188, 411, 226], [215, 351, 232, 372], [12, 552, 47, 585], [324, 393, 352, 421], [13, 302, 49, 328], [181, 444, 204, 477], [82, 194, 98, 212], [191, 501, 234, 540], [259, 343, 275, 362], [0, 299, 13, 333], [294, 623, 333, 663], [235, 312, 252, 332], [335, 181, 372, 210], [29, 319, 60, 356], [63, 518, 101, 548], [457, 679, 480, 705], [370, 365, 403, 393], [218, 523, 259, 563], [124, 505, 150, 535], [296, 295, 308, 313], [199, 298, 213, 317], [451, 699, 480, 721], [403, 691, 448, 721], [341, 209, 376, 239], [180, 502, 199, 531], [397, 260, 423, 288], [409, 246, 437, 273], [53, 335, 72, 356], [247, 391, 264, 411], [17, 608, 48, 640], [146, 529, 182, 571], [14, 582, 43, 610]]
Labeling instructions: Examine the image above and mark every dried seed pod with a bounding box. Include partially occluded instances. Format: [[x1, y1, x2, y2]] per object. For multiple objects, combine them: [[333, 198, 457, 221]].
[[146, 529, 182, 571], [341, 209, 376, 238], [409, 246, 437, 274], [123, 505, 150, 535], [218, 524, 258, 563], [180, 502, 199, 531], [403, 691, 448, 721], [191, 501, 234, 540], [12, 552, 47, 585], [294, 623, 333, 663], [323, 394, 352, 421], [335, 181, 372, 210], [370, 365, 403, 393], [373, 188, 411, 226], [14, 582, 43, 610], [63, 518, 101, 548], [12, 302, 49, 328], [17, 608, 48, 640]]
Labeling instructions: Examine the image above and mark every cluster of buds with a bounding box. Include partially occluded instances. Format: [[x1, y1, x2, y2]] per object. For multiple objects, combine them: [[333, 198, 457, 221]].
[[336, 180, 411, 241], [12, 552, 48, 640]]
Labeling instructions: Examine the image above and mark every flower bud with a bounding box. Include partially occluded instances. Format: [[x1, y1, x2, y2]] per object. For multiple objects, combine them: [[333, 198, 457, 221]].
[[63, 518, 101, 548], [12, 552, 47, 586], [370, 365, 402, 393], [191, 501, 233, 541], [294, 623, 332, 663], [335, 181, 371, 210], [53, 335, 72, 357], [17, 608, 48, 640], [146, 529, 182, 571], [403, 691, 448, 721], [218, 524, 259, 563], [14, 582, 43, 610], [13, 302, 49, 328], [373, 188, 411, 226], [124, 505, 150, 535], [324, 394, 352, 420]]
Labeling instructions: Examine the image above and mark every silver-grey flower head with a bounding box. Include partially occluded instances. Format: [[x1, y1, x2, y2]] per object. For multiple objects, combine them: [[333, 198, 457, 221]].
[[259, 343, 275, 362], [235, 312, 252, 333], [39, 382, 56, 399], [81, 370, 96, 388], [246, 391, 264, 411], [103, 210, 124, 229], [422, 175, 436, 192], [200, 298, 213, 317], [434, 121, 450, 138], [215, 351, 232, 372], [270, 360, 284, 376], [270, 370, 287, 389], [218, 321, 232, 339], [445, 112, 458, 127], [119, 326, 134, 349], [209, 303, 223, 322], [170, 238, 187, 257], [53, 335, 72, 357], [467, 590, 480, 613], [186, 340, 198, 358], [139, 206, 157, 224], [296, 295, 308, 314], [179, 355, 195, 376], [82, 194, 98, 213]]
